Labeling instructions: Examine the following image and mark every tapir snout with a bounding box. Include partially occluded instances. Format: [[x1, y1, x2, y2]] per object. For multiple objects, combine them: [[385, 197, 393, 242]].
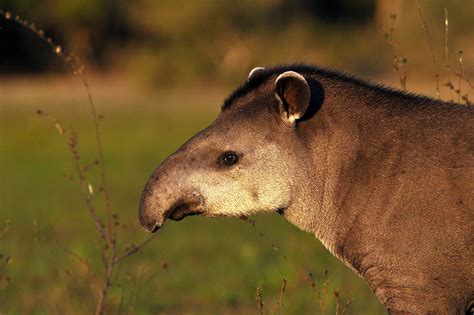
[[139, 188, 205, 232], [139, 142, 208, 232]]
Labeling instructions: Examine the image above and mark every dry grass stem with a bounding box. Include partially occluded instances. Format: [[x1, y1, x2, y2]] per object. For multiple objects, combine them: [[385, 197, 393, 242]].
[[416, 0, 441, 98], [457, 50, 464, 104], [307, 272, 324, 314], [256, 281, 265, 315], [444, 8, 449, 69], [382, 14, 408, 90], [334, 289, 340, 315], [0, 11, 157, 314], [275, 278, 287, 315], [341, 292, 353, 315], [0, 221, 12, 290], [114, 233, 158, 264]]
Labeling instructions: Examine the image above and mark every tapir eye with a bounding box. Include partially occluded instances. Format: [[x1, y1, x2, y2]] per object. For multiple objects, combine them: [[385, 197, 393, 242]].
[[221, 151, 239, 166]]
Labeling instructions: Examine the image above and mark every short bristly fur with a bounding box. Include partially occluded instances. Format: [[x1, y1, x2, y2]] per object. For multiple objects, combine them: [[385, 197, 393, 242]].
[[140, 64, 474, 314]]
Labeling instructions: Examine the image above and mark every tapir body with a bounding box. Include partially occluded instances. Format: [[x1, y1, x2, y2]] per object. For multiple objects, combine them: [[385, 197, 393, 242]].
[[139, 65, 474, 314]]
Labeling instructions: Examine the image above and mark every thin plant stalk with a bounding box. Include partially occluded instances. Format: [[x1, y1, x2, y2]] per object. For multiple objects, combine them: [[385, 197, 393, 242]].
[[416, 0, 441, 98], [275, 278, 287, 315], [256, 281, 264, 315], [0, 11, 156, 314]]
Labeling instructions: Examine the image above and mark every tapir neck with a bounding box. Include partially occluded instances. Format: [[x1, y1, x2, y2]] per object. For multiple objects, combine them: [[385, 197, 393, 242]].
[[286, 77, 412, 264]]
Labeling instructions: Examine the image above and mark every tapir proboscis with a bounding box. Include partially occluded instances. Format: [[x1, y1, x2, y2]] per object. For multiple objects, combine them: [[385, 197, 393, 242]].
[[139, 64, 474, 314]]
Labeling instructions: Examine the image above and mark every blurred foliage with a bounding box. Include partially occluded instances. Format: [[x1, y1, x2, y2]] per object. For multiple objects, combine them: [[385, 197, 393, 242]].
[[0, 0, 132, 71], [1, 0, 471, 86]]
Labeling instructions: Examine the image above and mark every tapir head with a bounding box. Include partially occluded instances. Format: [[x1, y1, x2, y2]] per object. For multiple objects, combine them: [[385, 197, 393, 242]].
[[139, 67, 321, 232]]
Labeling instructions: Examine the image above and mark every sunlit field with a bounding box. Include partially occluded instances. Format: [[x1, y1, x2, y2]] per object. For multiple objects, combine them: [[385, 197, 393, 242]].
[[1, 1, 473, 313], [0, 76, 389, 314]]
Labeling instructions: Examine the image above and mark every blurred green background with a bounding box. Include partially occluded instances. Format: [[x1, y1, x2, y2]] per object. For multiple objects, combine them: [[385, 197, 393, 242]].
[[0, 0, 473, 314]]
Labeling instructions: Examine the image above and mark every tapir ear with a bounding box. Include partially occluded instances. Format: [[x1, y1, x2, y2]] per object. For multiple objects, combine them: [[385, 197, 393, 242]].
[[275, 71, 310, 124], [248, 67, 265, 80]]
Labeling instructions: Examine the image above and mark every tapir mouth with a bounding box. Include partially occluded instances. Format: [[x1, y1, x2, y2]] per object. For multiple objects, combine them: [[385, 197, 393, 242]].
[[163, 193, 205, 222]]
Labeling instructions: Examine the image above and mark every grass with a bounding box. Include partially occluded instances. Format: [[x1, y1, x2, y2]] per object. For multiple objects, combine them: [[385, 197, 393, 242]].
[[0, 80, 386, 314], [0, 3, 471, 313]]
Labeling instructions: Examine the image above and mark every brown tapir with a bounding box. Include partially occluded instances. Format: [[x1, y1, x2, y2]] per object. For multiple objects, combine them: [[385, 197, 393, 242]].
[[139, 64, 474, 314]]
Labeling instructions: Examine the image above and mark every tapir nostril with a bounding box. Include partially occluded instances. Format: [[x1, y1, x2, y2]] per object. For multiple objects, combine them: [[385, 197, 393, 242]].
[[142, 218, 160, 233], [166, 194, 204, 221], [143, 219, 162, 233], [150, 224, 160, 233]]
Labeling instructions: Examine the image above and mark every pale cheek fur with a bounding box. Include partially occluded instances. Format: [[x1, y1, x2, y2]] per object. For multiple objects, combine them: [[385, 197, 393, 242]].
[[186, 145, 293, 216]]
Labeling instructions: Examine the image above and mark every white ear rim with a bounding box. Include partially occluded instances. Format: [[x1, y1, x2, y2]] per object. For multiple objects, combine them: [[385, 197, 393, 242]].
[[248, 67, 265, 80], [275, 71, 306, 86]]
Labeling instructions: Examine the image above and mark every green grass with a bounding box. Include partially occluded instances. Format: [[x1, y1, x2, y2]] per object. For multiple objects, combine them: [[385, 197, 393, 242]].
[[0, 86, 385, 314]]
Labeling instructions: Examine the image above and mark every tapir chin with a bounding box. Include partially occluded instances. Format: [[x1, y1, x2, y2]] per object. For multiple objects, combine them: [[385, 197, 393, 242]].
[[139, 64, 473, 314]]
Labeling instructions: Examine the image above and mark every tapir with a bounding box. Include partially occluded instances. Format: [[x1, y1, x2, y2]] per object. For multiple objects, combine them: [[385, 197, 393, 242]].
[[139, 64, 473, 314]]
